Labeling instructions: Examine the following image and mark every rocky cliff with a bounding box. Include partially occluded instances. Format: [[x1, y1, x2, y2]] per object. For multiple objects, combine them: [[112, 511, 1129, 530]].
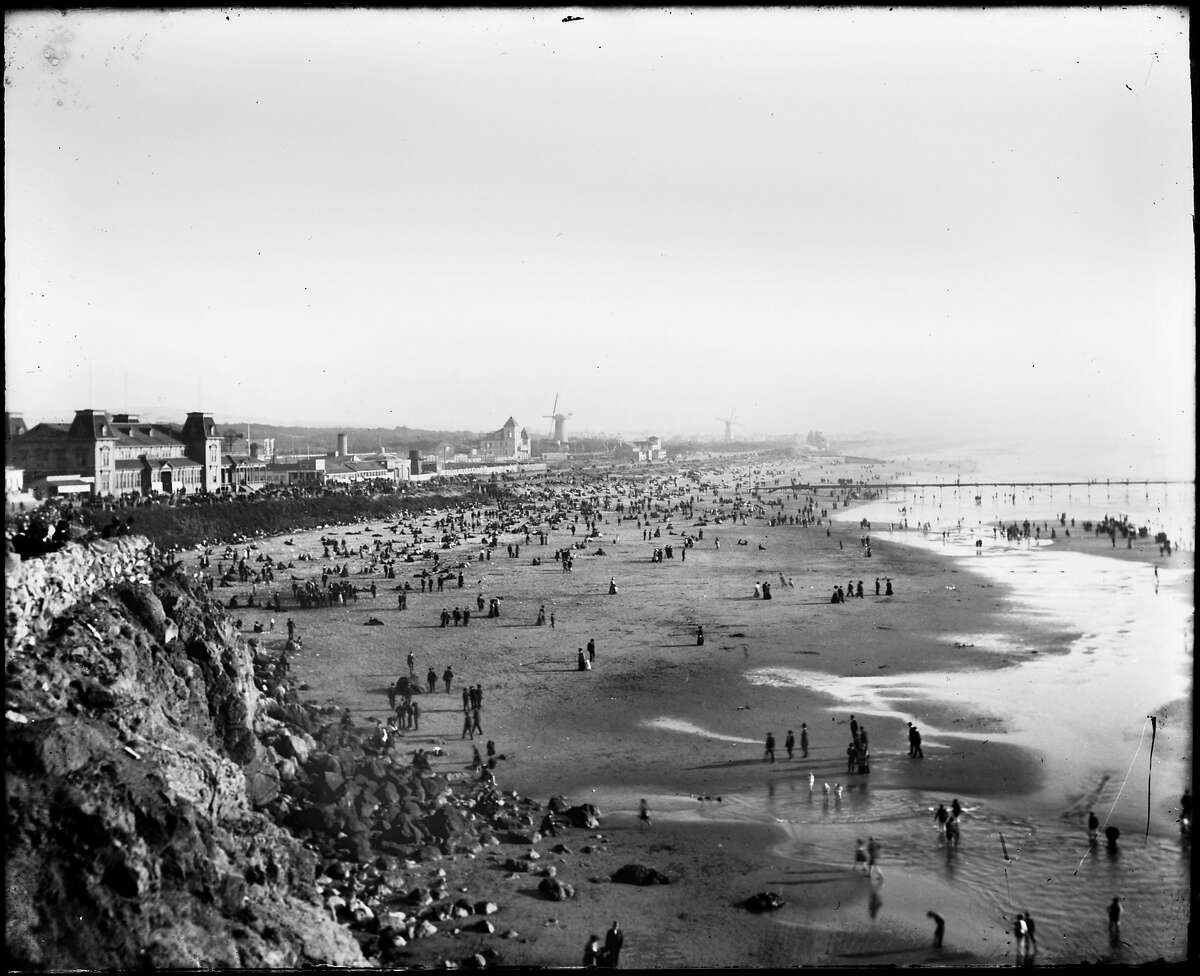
[[5, 536, 567, 969], [5, 538, 366, 967]]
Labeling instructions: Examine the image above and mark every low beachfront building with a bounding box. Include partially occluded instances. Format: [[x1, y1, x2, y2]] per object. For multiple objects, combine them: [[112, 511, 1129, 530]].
[[323, 458, 396, 485], [222, 452, 268, 490]]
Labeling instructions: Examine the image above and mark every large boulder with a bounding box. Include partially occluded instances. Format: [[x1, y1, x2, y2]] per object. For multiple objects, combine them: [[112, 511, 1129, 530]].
[[245, 761, 281, 809], [116, 583, 168, 643], [611, 864, 671, 886], [423, 805, 468, 843], [564, 803, 601, 828], [743, 891, 785, 913], [537, 877, 575, 901]]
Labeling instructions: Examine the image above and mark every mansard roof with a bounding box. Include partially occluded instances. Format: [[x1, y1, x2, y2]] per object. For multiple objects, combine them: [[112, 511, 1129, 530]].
[[110, 422, 187, 448]]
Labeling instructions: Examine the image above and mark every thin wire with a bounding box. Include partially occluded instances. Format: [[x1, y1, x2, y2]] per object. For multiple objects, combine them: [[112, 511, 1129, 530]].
[[1073, 716, 1152, 874]]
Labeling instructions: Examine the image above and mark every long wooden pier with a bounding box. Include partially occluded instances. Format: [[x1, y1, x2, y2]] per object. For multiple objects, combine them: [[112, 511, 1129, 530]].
[[763, 479, 1191, 493]]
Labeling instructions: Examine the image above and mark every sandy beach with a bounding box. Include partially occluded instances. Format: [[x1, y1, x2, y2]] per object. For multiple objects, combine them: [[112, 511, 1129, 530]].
[[198, 459, 1192, 967]]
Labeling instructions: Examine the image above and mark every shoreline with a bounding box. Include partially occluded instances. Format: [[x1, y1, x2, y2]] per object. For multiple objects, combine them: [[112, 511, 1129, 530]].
[[178, 462, 1191, 967]]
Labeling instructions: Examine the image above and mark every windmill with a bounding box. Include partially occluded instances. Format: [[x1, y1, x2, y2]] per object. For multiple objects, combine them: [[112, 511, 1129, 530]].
[[716, 410, 744, 443], [544, 393, 572, 446]]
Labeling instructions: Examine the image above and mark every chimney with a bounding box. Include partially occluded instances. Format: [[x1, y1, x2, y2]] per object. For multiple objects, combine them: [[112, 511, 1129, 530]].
[[337, 433, 349, 458]]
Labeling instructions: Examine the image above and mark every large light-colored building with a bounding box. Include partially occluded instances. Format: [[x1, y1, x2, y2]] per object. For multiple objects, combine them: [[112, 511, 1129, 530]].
[[615, 436, 666, 463], [477, 417, 531, 460], [6, 410, 224, 497]]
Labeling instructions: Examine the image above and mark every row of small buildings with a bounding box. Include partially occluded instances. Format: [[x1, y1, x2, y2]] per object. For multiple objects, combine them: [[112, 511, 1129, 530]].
[[4, 411, 544, 499]]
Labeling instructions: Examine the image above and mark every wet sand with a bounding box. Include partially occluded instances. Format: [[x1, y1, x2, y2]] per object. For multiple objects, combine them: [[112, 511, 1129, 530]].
[[200, 460, 1192, 967]]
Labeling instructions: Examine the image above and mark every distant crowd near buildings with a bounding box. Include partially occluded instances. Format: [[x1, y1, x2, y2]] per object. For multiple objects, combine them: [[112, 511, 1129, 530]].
[[3, 410, 568, 499]]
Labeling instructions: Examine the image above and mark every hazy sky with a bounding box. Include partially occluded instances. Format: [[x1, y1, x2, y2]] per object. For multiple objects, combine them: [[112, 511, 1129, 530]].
[[4, 8, 1193, 473]]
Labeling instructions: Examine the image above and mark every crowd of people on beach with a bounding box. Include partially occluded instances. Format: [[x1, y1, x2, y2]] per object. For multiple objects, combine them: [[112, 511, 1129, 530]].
[[153, 456, 1193, 968]]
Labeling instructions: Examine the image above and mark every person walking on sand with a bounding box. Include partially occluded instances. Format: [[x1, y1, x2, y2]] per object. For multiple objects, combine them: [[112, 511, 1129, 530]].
[[911, 725, 924, 758], [426, 667, 437, 694], [800, 723, 809, 758], [1088, 810, 1100, 845], [764, 732, 776, 763], [1107, 897, 1122, 943], [927, 911, 945, 949], [785, 730, 795, 760], [443, 665, 454, 693], [587, 638, 596, 665], [603, 921, 624, 968], [578, 648, 587, 671], [866, 836, 882, 880], [410, 699, 420, 731], [934, 804, 950, 835], [638, 798, 651, 829], [1024, 910, 1037, 962]]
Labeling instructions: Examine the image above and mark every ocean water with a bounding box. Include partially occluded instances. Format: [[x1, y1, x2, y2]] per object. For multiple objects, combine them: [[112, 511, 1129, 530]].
[[840, 478, 1194, 553], [601, 470, 1193, 965]]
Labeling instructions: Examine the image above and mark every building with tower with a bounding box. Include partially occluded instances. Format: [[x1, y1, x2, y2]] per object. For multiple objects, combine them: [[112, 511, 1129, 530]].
[[476, 417, 531, 461], [7, 410, 224, 497]]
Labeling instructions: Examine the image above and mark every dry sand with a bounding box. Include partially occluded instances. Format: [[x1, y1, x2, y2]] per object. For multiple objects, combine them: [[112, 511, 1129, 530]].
[[201, 461, 1192, 968]]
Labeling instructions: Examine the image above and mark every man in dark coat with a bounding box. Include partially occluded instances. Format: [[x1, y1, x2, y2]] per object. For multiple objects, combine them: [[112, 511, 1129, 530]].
[[603, 921, 624, 968]]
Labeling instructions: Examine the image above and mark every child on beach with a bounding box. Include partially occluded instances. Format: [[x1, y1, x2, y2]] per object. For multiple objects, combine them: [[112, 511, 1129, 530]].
[[855, 839, 868, 873]]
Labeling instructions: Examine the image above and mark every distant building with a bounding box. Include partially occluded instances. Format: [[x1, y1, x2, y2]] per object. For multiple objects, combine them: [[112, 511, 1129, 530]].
[[7, 410, 223, 497], [477, 417, 531, 461], [615, 436, 666, 463], [262, 454, 402, 488], [263, 456, 327, 487]]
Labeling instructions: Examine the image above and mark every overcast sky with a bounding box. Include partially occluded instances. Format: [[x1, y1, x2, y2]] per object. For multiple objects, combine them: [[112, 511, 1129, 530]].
[[4, 8, 1193, 473]]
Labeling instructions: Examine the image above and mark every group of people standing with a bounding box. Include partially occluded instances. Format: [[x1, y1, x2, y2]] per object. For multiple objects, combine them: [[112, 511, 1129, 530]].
[[845, 714, 870, 774], [763, 724, 810, 761], [830, 577, 894, 603]]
